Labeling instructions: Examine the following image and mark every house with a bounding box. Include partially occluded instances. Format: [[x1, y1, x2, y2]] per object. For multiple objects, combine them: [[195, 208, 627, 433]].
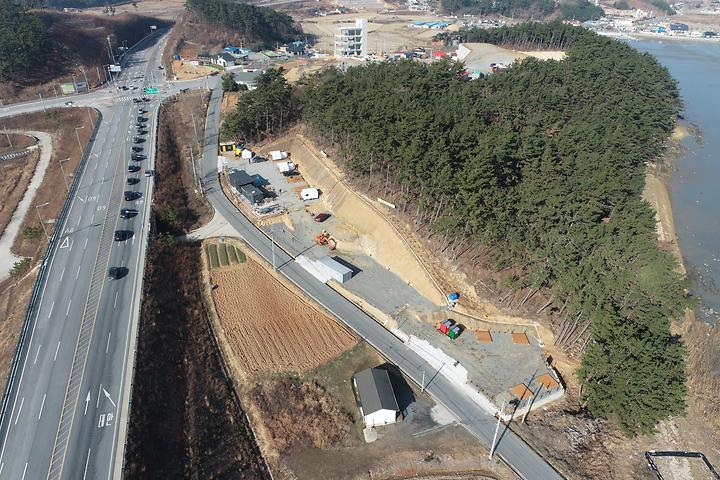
[[216, 52, 236, 68], [240, 184, 264, 204], [228, 170, 264, 204], [334, 18, 368, 58], [286, 41, 307, 55], [353, 367, 399, 427], [223, 46, 251, 59]]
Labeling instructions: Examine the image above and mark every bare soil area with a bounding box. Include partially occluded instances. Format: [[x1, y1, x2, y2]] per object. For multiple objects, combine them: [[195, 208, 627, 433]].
[[124, 241, 270, 480], [0, 268, 38, 385], [83, 0, 187, 20], [154, 91, 213, 234], [207, 251, 357, 375], [0, 149, 40, 239], [0, 134, 36, 156]]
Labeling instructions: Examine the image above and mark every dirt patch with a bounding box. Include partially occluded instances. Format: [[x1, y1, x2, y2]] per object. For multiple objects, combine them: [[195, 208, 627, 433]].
[[208, 251, 357, 375], [124, 241, 270, 479], [0, 268, 38, 385], [0, 149, 40, 239], [0, 134, 36, 156], [154, 91, 213, 234], [2, 108, 98, 259], [220, 91, 241, 121], [83, 0, 186, 20]]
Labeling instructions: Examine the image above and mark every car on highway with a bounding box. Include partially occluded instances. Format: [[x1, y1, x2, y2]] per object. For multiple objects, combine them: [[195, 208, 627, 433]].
[[158, 65, 164, 70], [120, 208, 138, 218], [127, 165, 141, 173], [314, 213, 331, 223], [138, 108, 148, 114], [127, 177, 140, 185], [131, 146, 143, 152], [137, 116, 147, 122], [144, 169, 154, 177], [133, 137, 144, 144], [108, 266, 128, 280], [142, 97, 150, 102], [64, 101, 74, 107], [113, 230, 133, 241], [124, 191, 142, 201], [136, 130, 147, 136], [131, 154, 145, 161], [133, 98, 142, 103]]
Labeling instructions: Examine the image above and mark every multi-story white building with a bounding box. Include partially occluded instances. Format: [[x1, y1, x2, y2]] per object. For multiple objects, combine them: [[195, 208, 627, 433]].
[[334, 18, 368, 58]]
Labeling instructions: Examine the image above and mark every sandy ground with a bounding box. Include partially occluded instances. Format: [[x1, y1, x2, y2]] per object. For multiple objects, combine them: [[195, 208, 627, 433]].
[[206, 240, 357, 375], [82, 0, 186, 20], [302, 13, 450, 55], [170, 60, 218, 81], [0, 131, 52, 280]]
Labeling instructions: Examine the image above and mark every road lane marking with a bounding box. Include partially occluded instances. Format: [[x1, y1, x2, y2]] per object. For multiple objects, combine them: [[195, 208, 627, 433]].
[[77, 195, 85, 203], [33, 345, 41, 365], [84, 238, 89, 250], [82, 449, 91, 480], [76, 265, 81, 279], [96, 384, 102, 409], [77, 215, 81, 225], [54, 342, 61, 361], [66, 300, 72, 317], [48, 301, 55, 318], [38, 394, 47, 420], [20, 462, 27, 480], [14, 398, 24, 425], [60, 267, 65, 281], [106, 332, 111, 353], [102, 388, 116, 408], [114, 292, 118, 309]]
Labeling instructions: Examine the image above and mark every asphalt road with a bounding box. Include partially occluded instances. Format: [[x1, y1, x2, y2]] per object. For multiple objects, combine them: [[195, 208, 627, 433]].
[[0, 33, 166, 480], [198, 84, 566, 480]]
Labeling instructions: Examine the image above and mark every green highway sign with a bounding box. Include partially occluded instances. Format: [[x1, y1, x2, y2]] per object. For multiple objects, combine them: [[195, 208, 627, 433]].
[[144, 87, 159, 94]]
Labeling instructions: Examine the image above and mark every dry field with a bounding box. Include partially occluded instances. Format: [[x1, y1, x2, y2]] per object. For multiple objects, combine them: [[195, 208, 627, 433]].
[[208, 253, 356, 375], [82, 0, 186, 20], [0, 149, 39, 238]]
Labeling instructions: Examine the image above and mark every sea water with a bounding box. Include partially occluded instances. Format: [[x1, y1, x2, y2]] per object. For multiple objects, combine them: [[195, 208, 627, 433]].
[[631, 39, 720, 323]]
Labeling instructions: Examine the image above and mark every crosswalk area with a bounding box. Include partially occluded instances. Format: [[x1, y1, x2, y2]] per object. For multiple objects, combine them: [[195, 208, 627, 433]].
[[113, 95, 153, 104], [0, 149, 31, 161]]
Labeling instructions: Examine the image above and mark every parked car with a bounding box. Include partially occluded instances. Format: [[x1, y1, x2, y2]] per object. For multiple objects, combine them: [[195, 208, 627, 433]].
[[131, 153, 145, 161], [127, 165, 141, 173], [314, 213, 330, 223], [144, 169, 154, 177], [64, 101, 74, 107], [131, 146, 143, 152], [120, 208, 138, 218], [114, 230, 133, 241], [108, 266, 128, 280], [136, 123, 147, 129], [124, 191, 141, 201], [136, 130, 148, 136]]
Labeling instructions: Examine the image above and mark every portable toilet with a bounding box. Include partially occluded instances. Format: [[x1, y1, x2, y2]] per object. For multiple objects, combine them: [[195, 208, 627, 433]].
[[233, 144, 244, 156], [219, 141, 235, 154], [448, 325, 461, 340]]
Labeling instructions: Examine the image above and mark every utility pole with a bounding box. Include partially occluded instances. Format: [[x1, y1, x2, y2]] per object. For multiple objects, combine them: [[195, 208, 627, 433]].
[[522, 389, 540, 424], [38, 92, 46, 112], [3, 126, 12, 148], [421, 370, 426, 392], [107, 35, 116, 64], [96, 65, 103, 85], [35, 202, 50, 241], [59, 157, 70, 192], [489, 401, 506, 460], [190, 112, 200, 153], [189, 145, 200, 195], [81, 68, 89, 90], [75, 126, 85, 155]]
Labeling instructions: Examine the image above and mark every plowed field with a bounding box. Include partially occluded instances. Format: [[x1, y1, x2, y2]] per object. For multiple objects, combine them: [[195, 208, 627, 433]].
[[210, 259, 356, 374]]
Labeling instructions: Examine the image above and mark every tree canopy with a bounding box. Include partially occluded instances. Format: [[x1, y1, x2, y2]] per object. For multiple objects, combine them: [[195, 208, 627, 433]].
[[301, 22, 689, 434], [441, 0, 604, 21], [0, 0, 50, 81], [186, 0, 301, 48]]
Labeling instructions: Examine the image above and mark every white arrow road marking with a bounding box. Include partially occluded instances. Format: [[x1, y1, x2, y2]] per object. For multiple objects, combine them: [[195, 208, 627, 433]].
[[102, 388, 116, 409], [77, 195, 86, 203], [84, 391, 91, 415]]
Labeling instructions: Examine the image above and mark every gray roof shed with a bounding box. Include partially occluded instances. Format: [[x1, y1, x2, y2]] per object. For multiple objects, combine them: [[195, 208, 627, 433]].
[[228, 170, 255, 190], [354, 367, 399, 415]]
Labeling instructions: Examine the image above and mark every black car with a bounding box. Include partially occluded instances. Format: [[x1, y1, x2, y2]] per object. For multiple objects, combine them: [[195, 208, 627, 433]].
[[136, 130, 148, 136], [131, 146, 143, 152], [114, 230, 133, 241], [127, 165, 140, 173], [108, 266, 128, 280], [124, 191, 141, 201], [137, 117, 146, 123], [127, 177, 140, 185], [120, 208, 138, 219], [138, 109, 148, 114], [136, 123, 147, 129], [131, 154, 145, 161], [133, 137, 144, 144], [133, 98, 141, 103], [142, 97, 150, 102]]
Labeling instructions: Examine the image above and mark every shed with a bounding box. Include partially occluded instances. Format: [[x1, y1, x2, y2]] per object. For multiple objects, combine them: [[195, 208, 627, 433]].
[[318, 256, 353, 283], [277, 161, 296, 173], [241, 148, 254, 159], [228, 170, 255, 190], [353, 367, 399, 427], [270, 150, 288, 160], [301, 188, 319, 200], [669, 23, 689, 31], [240, 184, 264, 204]]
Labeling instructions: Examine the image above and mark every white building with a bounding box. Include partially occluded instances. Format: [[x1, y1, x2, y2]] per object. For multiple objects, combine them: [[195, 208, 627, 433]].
[[353, 367, 399, 427], [334, 18, 368, 58]]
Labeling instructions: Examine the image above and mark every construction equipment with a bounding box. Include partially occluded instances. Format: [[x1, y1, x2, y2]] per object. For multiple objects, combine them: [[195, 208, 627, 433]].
[[315, 231, 337, 251]]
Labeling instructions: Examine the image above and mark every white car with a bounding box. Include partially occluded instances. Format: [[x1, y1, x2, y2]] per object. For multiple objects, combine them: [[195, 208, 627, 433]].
[[144, 170, 154, 177], [65, 101, 74, 107]]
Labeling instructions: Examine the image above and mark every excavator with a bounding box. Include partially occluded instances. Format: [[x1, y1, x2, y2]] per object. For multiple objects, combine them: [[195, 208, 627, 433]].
[[315, 231, 337, 251]]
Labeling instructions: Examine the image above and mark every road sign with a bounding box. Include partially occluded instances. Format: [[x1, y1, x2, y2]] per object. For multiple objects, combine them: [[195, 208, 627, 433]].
[[144, 87, 158, 94]]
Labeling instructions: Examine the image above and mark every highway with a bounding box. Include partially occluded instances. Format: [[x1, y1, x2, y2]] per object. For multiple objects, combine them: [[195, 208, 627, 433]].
[[0, 33, 167, 480], [198, 83, 566, 480]]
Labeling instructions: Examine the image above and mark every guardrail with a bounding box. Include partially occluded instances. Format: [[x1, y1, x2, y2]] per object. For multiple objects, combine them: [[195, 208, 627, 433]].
[[0, 109, 103, 434]]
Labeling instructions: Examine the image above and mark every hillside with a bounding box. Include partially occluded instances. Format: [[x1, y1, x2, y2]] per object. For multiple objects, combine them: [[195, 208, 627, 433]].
[[301, 22, 688, 435], [442, 0, 605, 21], [0, 10, 169, 103]]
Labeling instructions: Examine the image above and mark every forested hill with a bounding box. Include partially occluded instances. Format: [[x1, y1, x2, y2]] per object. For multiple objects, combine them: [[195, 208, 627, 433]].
[[0, 0, 49, 81], [301, 22, 689, 434], [441, 0, 604, 21], [186, 0, 300, 48]]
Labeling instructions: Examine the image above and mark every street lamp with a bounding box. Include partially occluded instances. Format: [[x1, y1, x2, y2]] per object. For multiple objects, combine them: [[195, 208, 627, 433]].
[[35, 202, 50, 241], [75, 126, 85, 156], [59, 157, 70, 192]]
